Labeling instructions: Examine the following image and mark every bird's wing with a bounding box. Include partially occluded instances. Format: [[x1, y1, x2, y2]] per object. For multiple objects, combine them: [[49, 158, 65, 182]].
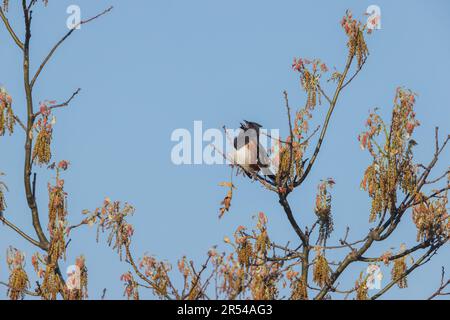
[[257, 142, 272, 167], [246, 139, 260, 166], [256, 142, 275, 177]]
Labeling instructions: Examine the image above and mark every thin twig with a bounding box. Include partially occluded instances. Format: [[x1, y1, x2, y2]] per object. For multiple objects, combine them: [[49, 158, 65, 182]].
[[13, 115, 27, 132], [428, 267, 450, 300], [0, 216, 43, 249], [30, 7, 113, 88], [34, 88, 81, 117], [0, 7, 24, 51], [341, 56, 367, 90]]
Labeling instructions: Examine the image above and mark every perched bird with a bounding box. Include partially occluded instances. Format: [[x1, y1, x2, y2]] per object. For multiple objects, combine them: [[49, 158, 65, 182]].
[[232, 120, 275, 180]]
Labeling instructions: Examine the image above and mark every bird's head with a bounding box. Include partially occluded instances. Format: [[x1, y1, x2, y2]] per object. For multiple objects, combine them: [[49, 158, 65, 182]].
[[242, 120, 263, 131]]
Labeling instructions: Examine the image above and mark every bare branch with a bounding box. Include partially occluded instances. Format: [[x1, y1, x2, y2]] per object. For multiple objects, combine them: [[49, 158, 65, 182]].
[[0, 7, 24, 51], [34, 88, 81, 117], [30, 6, 113, 89], [317, 85, 332, 104], [360, 240, 431, 263], [341, 56, 367, 90], [428, 267, 450, 300], [22, 1, 50, 250], [425, 169, 450, 185], [0, 215, 43, 249], [278, 194, 308, 246], [13, 115, 27, 132]]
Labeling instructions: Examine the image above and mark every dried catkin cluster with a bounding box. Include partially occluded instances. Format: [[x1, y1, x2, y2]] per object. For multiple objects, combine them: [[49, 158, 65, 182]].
[[207, 213, 284, 300], [412, 193, 449, 242], [31, 104, 54, 165], [66, 256, 89, 300], [48, 181, 67, 232], [361, 160, 402, 222], [139, 255, 171, 298], [77, 256, 89, 298], [391, 256, 408, 289], [0, 173, 7, 212], [176, 256, 203, 300], [33, 127, 52, 164], [40, 238, 65, 298], [275, 140, 306, 187], [82, 198, 136, 260], [301, 69, 320, 109], [47, 165, 70, 264], [355, 274, 368, 300], [255, 226, 270, 257], [359, 88, 420, 222], [237, 239, 253, 268], [290, 277, 308, 300], [231, 213, 270, 269], [0, 187, 5, 212], [216, 253, 244, 298], [41, 263, 62, 300], [314, 179, 335, 244], [121, 272, 140, 300], [292, 58, 328, 110], [6, 248, 29, 300], [250, 263, 280, 300], [40, 162, 72, 300], [31, 253, 45, 279], [0, 87, 15, 136], [341, 10, 369, 67], [313, 250, 330, 288], [277, 145, 292, 184], [48, 225, 66, 263]]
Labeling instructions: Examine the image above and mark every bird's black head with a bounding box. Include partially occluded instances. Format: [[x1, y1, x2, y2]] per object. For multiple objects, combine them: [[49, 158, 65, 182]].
[[241, 120, 263, 131]]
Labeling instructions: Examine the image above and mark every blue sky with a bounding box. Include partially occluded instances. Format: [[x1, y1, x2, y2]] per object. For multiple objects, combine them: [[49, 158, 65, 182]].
[[0, 0, 449, 299]]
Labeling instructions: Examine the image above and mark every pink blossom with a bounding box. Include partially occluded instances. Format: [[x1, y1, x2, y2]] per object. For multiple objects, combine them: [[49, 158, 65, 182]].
[[58, 160, 70, 171], [292, 58, 304, 72]]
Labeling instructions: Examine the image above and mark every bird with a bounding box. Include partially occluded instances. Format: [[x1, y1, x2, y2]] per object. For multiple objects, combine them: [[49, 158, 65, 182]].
[[232, 120, 275, 181]]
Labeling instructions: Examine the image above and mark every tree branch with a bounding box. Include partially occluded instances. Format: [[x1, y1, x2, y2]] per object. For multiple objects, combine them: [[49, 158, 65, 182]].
[[0, 6, 24, 51], [428, 267, 450, 300], [34, 88, 81, 117], [0, 215, 43, 249], [30, 6, 113, 89], [278, 194, 308, 245], [341, 56, 367, 90], [124, 243, 173, 300], [359, 240, 431, 263], [13, 115, 27, 132], [0, 281, 39, 297], [22, 1, 49, 249], [371, 243, 443, 300], [295, 53, 356, 187]]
